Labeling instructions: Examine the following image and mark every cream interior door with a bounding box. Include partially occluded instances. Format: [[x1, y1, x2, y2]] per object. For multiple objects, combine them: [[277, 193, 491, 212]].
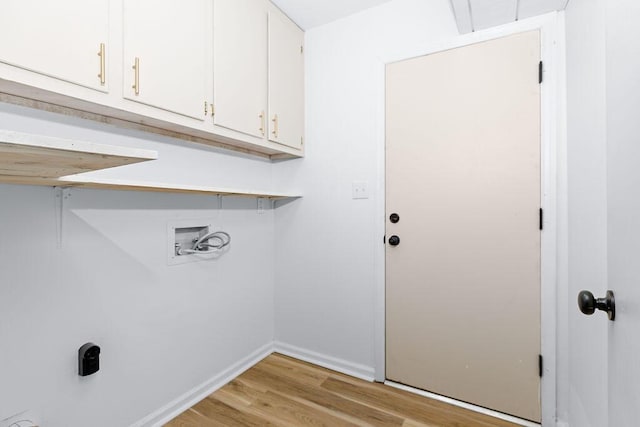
[[123, 0, 207, 119], [0, 0, 109, 91], [386, 31, 541, 422]]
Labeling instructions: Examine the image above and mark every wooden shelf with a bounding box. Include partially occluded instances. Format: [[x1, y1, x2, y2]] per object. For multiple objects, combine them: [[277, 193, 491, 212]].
[[0, 175, 300, 200], [0, 130, 158, 179], [0, 130, 299, 200], [53, 176, 301, 200]]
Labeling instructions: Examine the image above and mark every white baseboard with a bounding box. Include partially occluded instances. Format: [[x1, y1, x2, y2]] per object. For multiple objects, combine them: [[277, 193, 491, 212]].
[[273, 341, 375, 382], [131, 342, 274, 427]]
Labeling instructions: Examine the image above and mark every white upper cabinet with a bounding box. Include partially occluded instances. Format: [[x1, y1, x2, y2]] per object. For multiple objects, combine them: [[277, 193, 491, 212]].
[[123, 0, 207, 120], [0, 0, 304, 159], [0, 0, 110, 91], [213, 0, 268, 138], [268, 10, 304, 150]]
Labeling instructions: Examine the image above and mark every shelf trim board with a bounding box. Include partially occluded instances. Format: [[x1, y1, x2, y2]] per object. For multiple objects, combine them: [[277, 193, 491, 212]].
[[59, 176, 301, 199], [0, 175, 300, 200]]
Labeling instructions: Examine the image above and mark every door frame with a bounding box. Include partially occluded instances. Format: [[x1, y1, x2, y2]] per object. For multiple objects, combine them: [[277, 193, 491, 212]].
[[373, 12, 566, 427]]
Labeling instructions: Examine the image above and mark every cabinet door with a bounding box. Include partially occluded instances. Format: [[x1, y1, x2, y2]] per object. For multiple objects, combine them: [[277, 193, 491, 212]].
[[123, 0, 207, 120], [213, 0, 268, 138], [268, 11, 304, 150], [0, 0, 109, 91]]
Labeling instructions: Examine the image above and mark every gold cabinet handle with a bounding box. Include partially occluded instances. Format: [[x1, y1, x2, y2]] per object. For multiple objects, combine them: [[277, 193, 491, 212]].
[[132, 57, 140, 95], [204, 101, 208, 116], [97, 43, 106, 86], [259, 111, 265, 136], [271, 114, 279, 139]]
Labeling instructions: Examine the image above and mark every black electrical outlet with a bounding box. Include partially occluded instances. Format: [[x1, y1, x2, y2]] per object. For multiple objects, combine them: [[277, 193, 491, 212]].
[[78, 343, 100, 376]]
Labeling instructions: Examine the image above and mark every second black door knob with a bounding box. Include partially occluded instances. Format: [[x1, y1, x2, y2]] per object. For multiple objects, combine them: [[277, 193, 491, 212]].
[[578, 290, 615, 321], [388, 235, 400, 246]]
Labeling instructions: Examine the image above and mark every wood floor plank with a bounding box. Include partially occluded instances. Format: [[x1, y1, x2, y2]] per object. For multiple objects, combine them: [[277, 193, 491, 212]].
[[272, 355, 517, 426], [243, 364, 404, 426], [402, 419, 440, 427], [236, 376, 373, 427], [321, 376, 516, 427], [166, 354, 525, 427], [193, 397, 277, 426], [251, 390, 363, 427], [214, 379, 265, 407], [260, 354, 330, 386], [326, 367, 519, 426], [164, 409, 219, 427], [212, 379, 357, 427]]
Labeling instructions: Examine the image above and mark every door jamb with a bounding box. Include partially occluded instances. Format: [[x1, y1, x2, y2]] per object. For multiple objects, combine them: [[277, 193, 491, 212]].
[[373, 12, 566, 427]]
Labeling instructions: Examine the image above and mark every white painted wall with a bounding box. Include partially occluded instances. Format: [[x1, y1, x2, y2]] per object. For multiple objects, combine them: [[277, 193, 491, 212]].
[[564, 0, 608, 426], [606, 0, 640, 427], [606, 2, 640, 426], [0, 103, 276, 426]]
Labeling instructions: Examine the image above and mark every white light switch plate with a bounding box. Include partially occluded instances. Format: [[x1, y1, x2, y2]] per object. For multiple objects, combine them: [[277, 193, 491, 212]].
[[352, 181, 369, 199]]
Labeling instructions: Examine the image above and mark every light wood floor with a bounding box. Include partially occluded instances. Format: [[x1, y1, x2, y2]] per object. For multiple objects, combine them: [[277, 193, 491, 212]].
[[166, 353, 519, 427]]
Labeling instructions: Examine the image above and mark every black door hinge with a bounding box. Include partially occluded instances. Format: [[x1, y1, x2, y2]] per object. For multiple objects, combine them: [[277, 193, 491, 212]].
[[539, 208, 544, 230], [539, 354, 543, 377], [539, 61, 543, 84], [383, 235, 386, 244]]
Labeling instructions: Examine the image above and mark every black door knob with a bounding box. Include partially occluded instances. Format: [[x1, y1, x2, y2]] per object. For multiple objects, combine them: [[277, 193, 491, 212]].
[[390, 213, 400, 223], [388, 235, 400, 246], [578, 290, 615, 321]]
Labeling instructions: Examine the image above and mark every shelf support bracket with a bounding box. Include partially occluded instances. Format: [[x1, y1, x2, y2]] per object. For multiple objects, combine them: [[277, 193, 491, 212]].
[[54, 187, 72, 248]]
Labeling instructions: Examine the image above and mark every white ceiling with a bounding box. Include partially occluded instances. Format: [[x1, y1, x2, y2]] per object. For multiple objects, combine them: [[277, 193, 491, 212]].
[[271, 0, 393, 30], [270, 0, 569, 33], [450, 0, 570, 33]]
